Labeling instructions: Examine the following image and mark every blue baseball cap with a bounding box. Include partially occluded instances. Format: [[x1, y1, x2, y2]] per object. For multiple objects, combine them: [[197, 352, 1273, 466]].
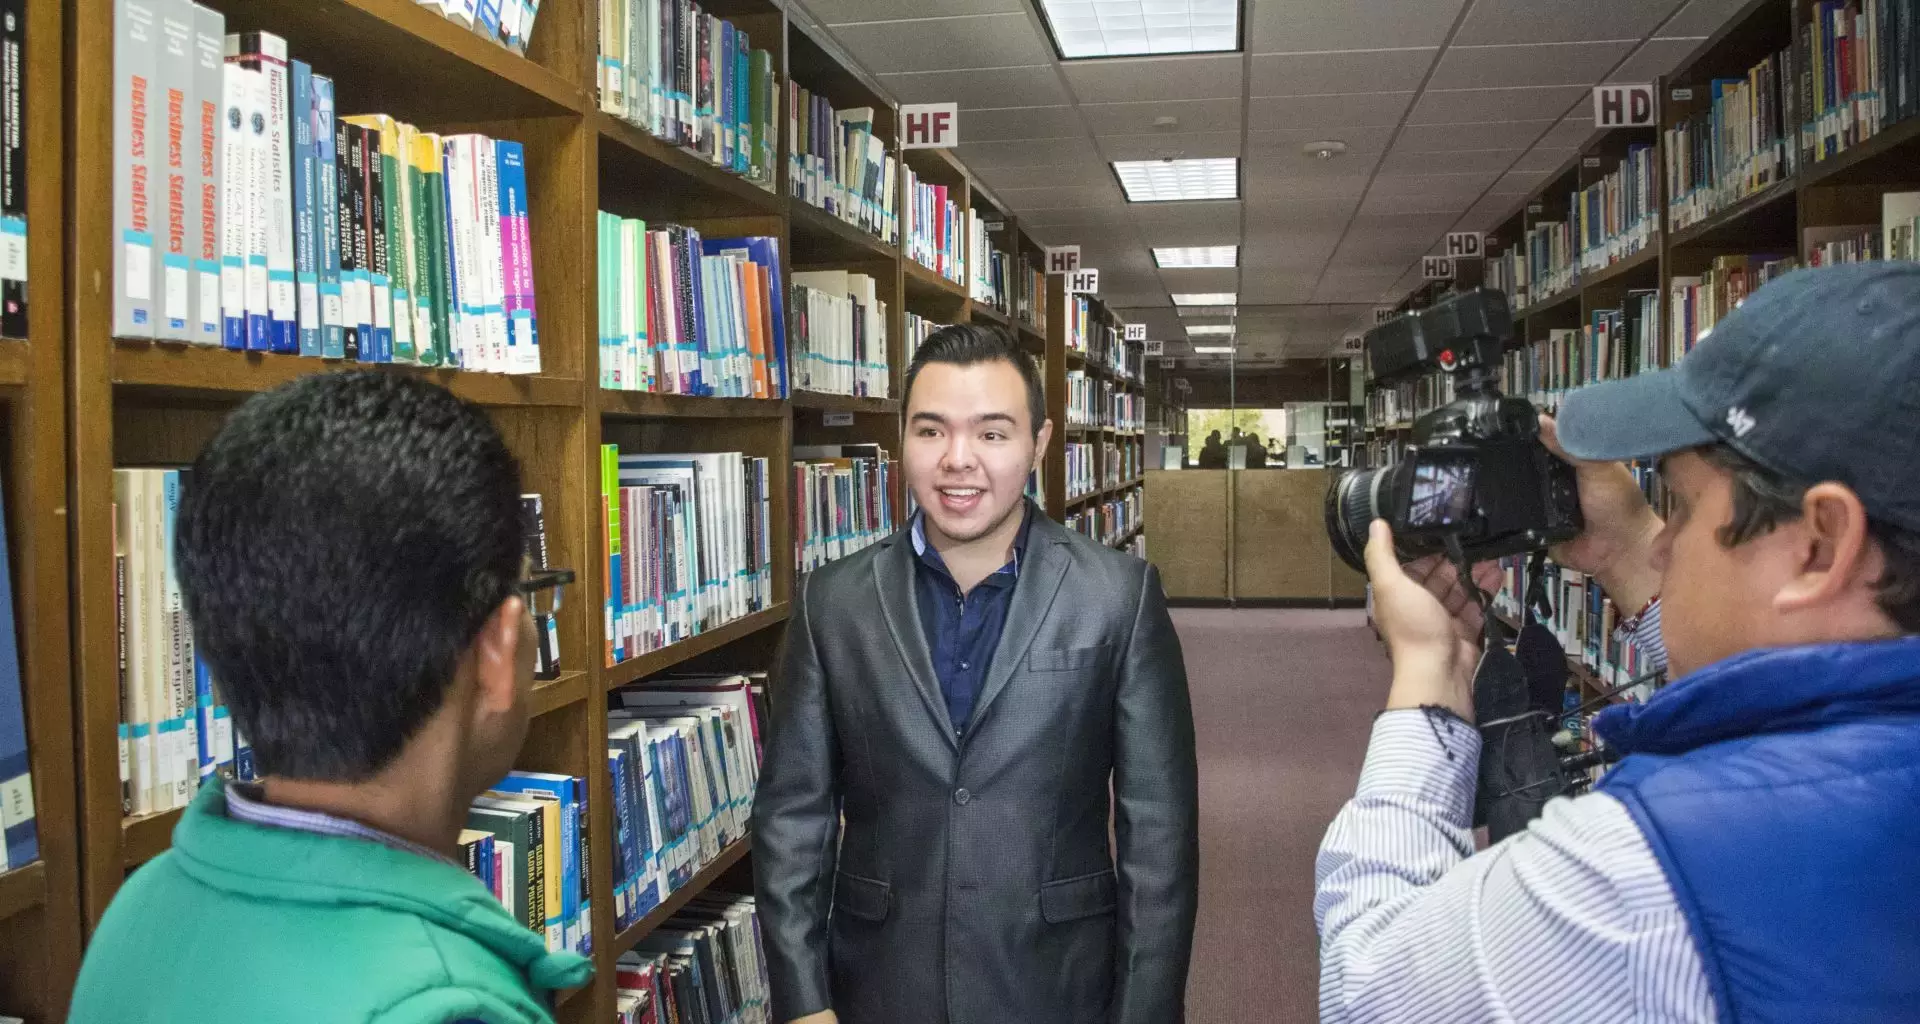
[[1556, 261, 1920, 532]]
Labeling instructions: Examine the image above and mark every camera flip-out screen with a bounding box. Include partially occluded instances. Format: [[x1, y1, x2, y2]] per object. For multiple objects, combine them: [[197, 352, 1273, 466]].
[[1408, 453, 1476, 528]]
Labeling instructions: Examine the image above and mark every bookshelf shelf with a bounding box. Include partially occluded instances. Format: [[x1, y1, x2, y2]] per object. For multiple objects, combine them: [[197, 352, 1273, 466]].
[[610, 835, 753, 960], [602, 604, 791, 692], [199, 0, 590, 121], [788, 201, 896, 264], [970, 302, 1009, 327], [790, 391, 899, 415], [597, 390, 789, 420], [903, 258, 967, 305], [1017, 320, 1046, 350], [1109, 525, 1142, 551], [109, 344, 585, 407], [1580, 243, 1662, 291], [1797, 116, 1920, 191], [529, 670, 591, 718], [121, 809, 182, 869], [0, 862, 48, 924], [1519, 284, 1582, 321], [0, 341, 26, 387], [595, 113, 786, 216], [1668, 178, 1798, 249]]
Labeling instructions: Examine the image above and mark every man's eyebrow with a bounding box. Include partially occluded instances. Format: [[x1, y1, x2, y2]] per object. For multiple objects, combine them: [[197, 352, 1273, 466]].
[[909, 411, 948, 424]]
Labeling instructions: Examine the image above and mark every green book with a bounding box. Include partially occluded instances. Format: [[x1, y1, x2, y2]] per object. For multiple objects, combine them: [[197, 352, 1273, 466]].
[[385, 125, 415, 364], [627, 217, 650, 392], [598, 211, 614, 389], [415, 132, 452, 367], [467, 797, 542, 933], [602, 443, 622, 661], [408, 132, 439, 367]]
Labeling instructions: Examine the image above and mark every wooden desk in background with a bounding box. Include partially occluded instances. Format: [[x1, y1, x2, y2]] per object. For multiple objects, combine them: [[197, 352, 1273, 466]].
[[1144, 469, 1367, 604]]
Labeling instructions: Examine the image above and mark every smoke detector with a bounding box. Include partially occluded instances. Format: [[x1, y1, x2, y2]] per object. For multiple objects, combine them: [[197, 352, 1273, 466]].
[[1303, 140, 1348, 160]]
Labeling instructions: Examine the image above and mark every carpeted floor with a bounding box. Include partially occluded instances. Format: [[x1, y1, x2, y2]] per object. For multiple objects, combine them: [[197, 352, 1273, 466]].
[[1175, 607, 1391, 1024]]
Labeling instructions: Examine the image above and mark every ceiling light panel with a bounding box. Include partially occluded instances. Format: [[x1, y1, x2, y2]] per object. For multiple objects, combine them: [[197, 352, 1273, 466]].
[[1177, 304, 1237, 317], [1115, 158, 1239, 202], [1191, 345, 1236, 354], [1172, 292, 1237, 305], [1039, 0, 1240, 60], [1153, 245, 1238, 268], [1185, 324, 1235, 336]]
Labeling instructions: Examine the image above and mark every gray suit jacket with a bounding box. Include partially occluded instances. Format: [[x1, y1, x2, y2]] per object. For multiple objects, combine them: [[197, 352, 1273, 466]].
[[752, 511, 1199, 1024]]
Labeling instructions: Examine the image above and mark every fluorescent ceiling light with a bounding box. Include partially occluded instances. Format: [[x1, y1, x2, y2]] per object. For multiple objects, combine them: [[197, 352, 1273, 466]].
[[1115, 158, 1238, 202], [1153, 245, 1238, 268], [1185, 324, 1235, 336], [1191, 345, 1236, 354], [1172, 292, 1237, 306], [1178, 304, 1236, 317], [1037, 0, 1240, 59]]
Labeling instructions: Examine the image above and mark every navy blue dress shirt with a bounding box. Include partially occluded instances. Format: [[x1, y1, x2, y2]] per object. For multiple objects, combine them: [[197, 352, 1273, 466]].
[[911, 504, 1033, 737]]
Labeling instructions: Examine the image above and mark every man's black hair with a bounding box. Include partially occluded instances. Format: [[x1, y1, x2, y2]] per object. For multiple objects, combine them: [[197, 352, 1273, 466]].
[[904, 323, 1046, 436], [1698, 444, 1920, 632], [175, 371, 526, 781]]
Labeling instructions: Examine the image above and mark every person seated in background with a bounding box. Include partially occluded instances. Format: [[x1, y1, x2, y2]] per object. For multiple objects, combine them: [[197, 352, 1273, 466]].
[[1197, 429, 1227, 468], [69, 372, 591, 1024], [1245, 432, 1269, 469], [1315, 262, 1920, 1023]]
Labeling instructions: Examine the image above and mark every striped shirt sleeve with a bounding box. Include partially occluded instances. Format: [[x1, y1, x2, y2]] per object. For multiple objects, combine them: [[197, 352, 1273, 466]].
[[1314, 709, 1716, 1024]]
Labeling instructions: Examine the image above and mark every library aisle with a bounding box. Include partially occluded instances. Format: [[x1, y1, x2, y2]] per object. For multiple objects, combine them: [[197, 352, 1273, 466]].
[[1179, 608, 1387, 1024]]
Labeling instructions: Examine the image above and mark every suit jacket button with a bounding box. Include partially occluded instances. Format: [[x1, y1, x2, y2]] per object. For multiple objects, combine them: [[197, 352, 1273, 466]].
[[953, 788, 972, 805]]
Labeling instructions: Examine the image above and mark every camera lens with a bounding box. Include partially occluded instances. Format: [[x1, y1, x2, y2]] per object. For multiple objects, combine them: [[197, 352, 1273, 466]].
[[1324, 469, 1382, 574]]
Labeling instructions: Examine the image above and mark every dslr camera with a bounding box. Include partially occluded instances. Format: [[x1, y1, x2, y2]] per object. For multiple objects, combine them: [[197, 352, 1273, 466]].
[[1325, 287, 1582, 573]]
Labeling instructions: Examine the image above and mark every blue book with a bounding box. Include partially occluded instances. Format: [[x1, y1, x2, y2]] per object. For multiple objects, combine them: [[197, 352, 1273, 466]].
[[194, 653, 215, 783], [490, 771, 581, 953], [701, 236, 787, 398], [719, 21, 735, 172], [290, 62, 321, 358], [606, 748, 635, 929], [0, 473, 35, 869], [571, 774, 592, 955], [210, 702, 234, 779], [494, 141, 536, 371], [735, 31, 751, 176], [312, 76, 345, 359]]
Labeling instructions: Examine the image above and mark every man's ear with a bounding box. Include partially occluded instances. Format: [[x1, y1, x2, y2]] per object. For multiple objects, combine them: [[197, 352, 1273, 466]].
[[470, 595, 528, 714], [1774, 482, 1877, 614], [1034, 418, 1054, 468]]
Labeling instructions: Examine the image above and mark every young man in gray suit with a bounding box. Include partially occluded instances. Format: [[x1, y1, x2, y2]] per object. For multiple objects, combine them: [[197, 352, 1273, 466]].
[[753, 324, 1199, 1024]]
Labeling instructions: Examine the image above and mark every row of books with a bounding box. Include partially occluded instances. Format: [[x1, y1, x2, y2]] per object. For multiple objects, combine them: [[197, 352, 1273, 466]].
[[414, 0, 542, 55], [1113, 391, 1142, 431], [0, 0, 23, 340], [1523, 218, 1577, 307], [790, 93, 897, 245], [1492, 559, 1662, 702], [790, 270, 890, 398], [1066, 371, 1098, 426], [968, 210, 1011, 313], [1499, 292, 1661, 413], [793, 445, 895, 573], [1487, 241, 1527, 312], [0, 471, 33, 870], [616, 892, 772, 1024], [905, 312, 945, 358], [600, 447, 774, 667], [466, 769, 592, 957], [1105, 440, 1141, 484], [1801, 0, 1918, 167], [1803, 191, 1920, 264], [595, 218, 788, 397], [1665, 46, 1798, 232], [1013, 254, 1047, 330], [114, 8, 542, 372], [1575, 143, 1659, 272], [1669, 253, 1795, 355], [596, 0, 779, 191], [606, 676, 763, 933], [903, 167, 963, 283], [1120, 532, 1146, 560], [1364, 372, 1456, 429], [1064, 443, 1096, 501]]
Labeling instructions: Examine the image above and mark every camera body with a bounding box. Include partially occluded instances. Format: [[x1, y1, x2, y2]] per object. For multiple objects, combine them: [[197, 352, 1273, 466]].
[[1326, 287, 1583, 573]]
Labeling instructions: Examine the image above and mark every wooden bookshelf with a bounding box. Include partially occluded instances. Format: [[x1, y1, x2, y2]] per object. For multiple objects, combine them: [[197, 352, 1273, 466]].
[[0, 1, 78, 1021]]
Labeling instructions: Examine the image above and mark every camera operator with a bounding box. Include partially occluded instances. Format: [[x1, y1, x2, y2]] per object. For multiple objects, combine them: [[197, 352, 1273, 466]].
[[1314, 262, 1920, 1024]]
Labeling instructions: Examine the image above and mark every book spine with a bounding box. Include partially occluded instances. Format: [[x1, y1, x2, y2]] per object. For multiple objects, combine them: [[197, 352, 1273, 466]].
[[334, 117, 360, 360], [495, 139, 538, 374], [406, 132, 435, 365], [230, 50, 269, 351], [311, 76, 343, 358], [343, 120, 369, 359], [289, 60, 319, 356], [417, 133, 450, 367], [154, 2, 191, 341], [474, 136, 507, 372], [249, 34, 295, 352], [185, 5, 222, 345], [389, 123, 416, 365], [0, 0, 21, 339], [115, 0, 159, 338], [0, 450, 31, 867], [364, 125, 393, 363]]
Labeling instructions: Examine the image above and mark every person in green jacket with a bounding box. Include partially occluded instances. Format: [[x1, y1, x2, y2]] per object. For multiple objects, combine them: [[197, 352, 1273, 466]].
[[70, 372, 592, 1024]]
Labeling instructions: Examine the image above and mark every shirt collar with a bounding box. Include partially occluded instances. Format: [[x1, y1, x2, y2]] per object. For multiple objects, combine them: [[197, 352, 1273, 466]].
[[912, 500, 1033, 579], [223, 781, 462, 868]]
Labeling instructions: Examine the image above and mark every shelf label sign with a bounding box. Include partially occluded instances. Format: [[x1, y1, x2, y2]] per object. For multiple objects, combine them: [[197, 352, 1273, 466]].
[[1143, 339, 1164, 356], [1373, 306, 1397, 325], [822, 412, 855, 427], [1123, 323, 1146, 341], [1340, 334, 1365, 355], [1444, 231, 1483, 258], [1594, 83, 1655, 127], [1045, 245, 1081, 274], [1422, 256, 1455, 281], [1066, 268, 1100, 294], [902, 103, 959, 149]]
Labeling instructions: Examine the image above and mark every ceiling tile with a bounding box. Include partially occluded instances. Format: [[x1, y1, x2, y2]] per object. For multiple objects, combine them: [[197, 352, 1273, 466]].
[[1313, 273, 1409, 303], [1245, 234, 1346, 269], [1062, 54, 1244, 104], [960, 105, 1088, 141], [1241, 167, 1372, 202], [1015, 207, 1135, 233], [1155, 267, 1240, 293], [1095, 130, 1243, 162], [1245, 200, 1359, 234], [803, 0, 1029, 23], [1246, 125, 1397, 159], [1426, 41, 1636, 90], [1359, 189, 1485, 217], [1659, 0, 1757, 37], [1407, 84, 1589, 124], [1606, 37, 1705, 82], [976, 161, 1115, 189], [1539, 116, 1599, 151], [1239, 277, 1320, 304], [959, 136, 1103, 168], [1250, 0, 1468, 52], [1078, 97, 1244, 135], [1379, 145, 1524, 174], [829, 14, 1053, 74], [1513, 146, 1579, 173], [1248, 48, 1435, 97], [879, 66, 1069, 109], [1368, 169, 1501, 197], [1454, 0, 1680, 45], [1457, 193, 1530, 233], [1128, 200, 1243, 240], [1394, 119, 1558, 151], [994, 182, 1127, 211], [1246, 91, 1416, 131], [1490, 168, 1554, 194], [1341, 211, 1458, 249]]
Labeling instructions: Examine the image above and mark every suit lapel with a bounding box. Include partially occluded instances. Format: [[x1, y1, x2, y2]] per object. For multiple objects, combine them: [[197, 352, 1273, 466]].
[[873, 535, 960, 749], [969, 519, 1070, 735]]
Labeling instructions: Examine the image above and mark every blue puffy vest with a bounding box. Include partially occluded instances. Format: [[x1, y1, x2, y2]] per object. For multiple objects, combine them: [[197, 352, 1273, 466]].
[[1593, 638, 1920, 1024]]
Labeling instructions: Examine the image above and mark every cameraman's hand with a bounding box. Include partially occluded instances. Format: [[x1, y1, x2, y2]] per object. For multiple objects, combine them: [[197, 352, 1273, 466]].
[[1365, 521, 1504, 723], [1538, 415, 1664, 614]]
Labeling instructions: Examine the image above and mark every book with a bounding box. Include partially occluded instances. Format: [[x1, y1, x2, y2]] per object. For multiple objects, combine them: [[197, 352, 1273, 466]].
[[792, 445, 895, 572], [495, 139, 539, 373], [595, 221, 785, 397], [114, 0, 160, 338], [0, 0, 21, 340], [187, 4, 222, 346], [467, 794, 544, 936], [488, 771, 589, 954], [616, 893, 771, 1024], [0, 467, 33, 870], [903, 165, 962, 282], [790, 270, 888, 399], [311, 74, 344, 358], [289, 60, 320, 356], [155, 1, 193, 341], [226, 32, 296, 353]]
